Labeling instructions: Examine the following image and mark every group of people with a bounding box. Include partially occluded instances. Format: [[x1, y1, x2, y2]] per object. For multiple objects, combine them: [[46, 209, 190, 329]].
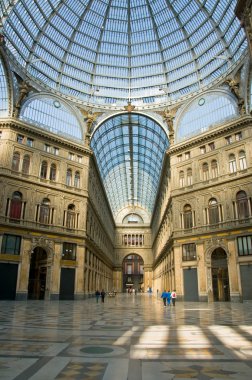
[[161, 289, 177, 306], [95, 289, 106, 303]]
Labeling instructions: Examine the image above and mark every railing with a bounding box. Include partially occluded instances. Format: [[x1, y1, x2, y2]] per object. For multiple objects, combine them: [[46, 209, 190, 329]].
[[0, 215, 85, 236], [173, 217, 252, 238]]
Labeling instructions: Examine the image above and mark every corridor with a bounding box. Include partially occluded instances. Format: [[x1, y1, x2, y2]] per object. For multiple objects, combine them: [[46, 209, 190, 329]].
[[0, 294, 252, 379]]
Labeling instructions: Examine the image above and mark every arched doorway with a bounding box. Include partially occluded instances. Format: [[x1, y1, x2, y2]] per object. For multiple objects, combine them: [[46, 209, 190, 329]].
[[211, 248, 230, 301], [122, 254, 144, 293], [28, 247, 48, 300]]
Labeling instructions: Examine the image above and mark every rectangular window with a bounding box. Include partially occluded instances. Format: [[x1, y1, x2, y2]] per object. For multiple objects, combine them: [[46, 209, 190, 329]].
[[1, 234, 21, 255], [185, 151, 190, 160], [229, 159, 237, 173], [62, 242, 77, 260], [225, 136, 232, 145], [77, 155, 82, 163], [44, 144, 50, 153], [68, 152, 74, 160], [200, 146, 206, 154], [17, 134, 24, 144], [182, 243, 196, 261], [27, 138, 33, 147], [208, 142, 215, 151], [53, 147, 59, 155], [237, 236, 252, 256], [177, 154, 182, 162], [235, 132, 242, 141]]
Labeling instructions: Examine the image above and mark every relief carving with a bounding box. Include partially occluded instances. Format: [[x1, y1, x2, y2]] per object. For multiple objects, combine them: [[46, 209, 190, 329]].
[[31, 237, 54, 259]]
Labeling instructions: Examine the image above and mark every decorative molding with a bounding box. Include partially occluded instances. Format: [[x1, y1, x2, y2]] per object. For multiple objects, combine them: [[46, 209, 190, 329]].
[[0, 118, 91, 154], [204, 238, 230, 266], [167, 116, 252, 154], [31, 236, 54, 259]]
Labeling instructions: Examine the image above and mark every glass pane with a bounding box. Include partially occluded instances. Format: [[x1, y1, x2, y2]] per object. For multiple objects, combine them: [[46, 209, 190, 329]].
[[2, 0, 247, 107]]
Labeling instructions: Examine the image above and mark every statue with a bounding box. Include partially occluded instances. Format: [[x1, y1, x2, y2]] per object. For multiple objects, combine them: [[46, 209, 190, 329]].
[[79, 108, 102, 146], [224, 78, 240, 98], [157, 108, 175, 144], [124, 101, 136, 112], [14, 80, 32, 117], [224, 78, 246, 115]]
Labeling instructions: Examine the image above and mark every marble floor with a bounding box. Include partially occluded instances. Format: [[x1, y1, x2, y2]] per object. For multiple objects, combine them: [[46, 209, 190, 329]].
[[0, 294, 252, 380]]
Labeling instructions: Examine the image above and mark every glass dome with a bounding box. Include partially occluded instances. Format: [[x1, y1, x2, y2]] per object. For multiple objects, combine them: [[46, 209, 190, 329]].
[[91, 113, 169, 217], [1, 0, 247, 110]]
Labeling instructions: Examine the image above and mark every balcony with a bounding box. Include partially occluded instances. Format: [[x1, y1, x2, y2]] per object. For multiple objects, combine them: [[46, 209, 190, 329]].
[[173, 217, 252, 238]]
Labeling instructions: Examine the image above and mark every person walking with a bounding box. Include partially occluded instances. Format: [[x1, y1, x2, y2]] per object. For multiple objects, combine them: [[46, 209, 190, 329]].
[[161, 290, 167, 306], [95, 290, 100, 303], [166, 290, 171, 306], [101, 289, 106, 303], [171, 290, 177, 306]]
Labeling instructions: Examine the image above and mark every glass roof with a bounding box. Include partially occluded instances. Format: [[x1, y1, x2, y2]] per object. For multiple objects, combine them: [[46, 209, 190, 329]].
[[20, 97, 83, 141], [1, 0, 247, 109], [91, 113, 169, 217]]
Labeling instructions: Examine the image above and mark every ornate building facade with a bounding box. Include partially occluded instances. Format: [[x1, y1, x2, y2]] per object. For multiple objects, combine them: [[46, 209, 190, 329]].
[[0, 0, 252, 302]]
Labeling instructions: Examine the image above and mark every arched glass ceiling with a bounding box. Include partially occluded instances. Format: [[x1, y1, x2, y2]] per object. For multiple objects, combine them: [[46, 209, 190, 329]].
[[91, 113, 169, 217], [2, 0, 247, 109]]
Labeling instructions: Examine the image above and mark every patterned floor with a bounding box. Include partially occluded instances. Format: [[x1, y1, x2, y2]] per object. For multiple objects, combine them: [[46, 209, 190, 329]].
[[0, 294, 252, 379]]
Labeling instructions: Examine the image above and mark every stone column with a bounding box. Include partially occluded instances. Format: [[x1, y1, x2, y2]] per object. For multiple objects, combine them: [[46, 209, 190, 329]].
[[113, 268, 122, 292], [197, 243, 208, 302], [173, 245, 182, 300], [49, 242, 61, 300], [227, 239, 241, 302], [75, 245, 85, 300], [16, 238, 31, 300], [144, 264, 153, 292]]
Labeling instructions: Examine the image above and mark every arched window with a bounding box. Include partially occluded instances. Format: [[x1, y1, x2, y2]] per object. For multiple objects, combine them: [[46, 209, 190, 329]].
[[123, 213, 144, 224], [183, 204, 193, 229], [9, 191, 22, 221], [50, 163, 56, 181], [66, 204, 76, 229], [40, 161, 48, 179], [12, 152, 20, 171], [22, 154, 30, 174], [211, 160, 218, 178], [202, 162, 209, 181], [39, 198, 50, 224], [20, 96, 83, 141], [229, 154, 236, 173], [179, 170, 184, 187], [239, 150, 247, 170], [236, 191, 249, 220], [66, 169, 72, 186], [177, 93, 238, 141], [74, 171, 80, 188], [0, 57, 9, 118], [187, 168, 192, 185], [208, 198, 219, 225]]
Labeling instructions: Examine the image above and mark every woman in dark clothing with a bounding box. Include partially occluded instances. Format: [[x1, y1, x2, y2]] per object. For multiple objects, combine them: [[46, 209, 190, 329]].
[[101, 289, 106, 303]]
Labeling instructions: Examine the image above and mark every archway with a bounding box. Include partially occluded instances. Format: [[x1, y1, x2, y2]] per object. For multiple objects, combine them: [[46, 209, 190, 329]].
[[122, 254, 144, 293], [28, 247, 48, 300], [211, 248, 230, 301]]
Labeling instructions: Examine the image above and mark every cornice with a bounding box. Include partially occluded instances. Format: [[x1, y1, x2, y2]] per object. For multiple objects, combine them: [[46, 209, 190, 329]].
[[0, 118, 92, 155]]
